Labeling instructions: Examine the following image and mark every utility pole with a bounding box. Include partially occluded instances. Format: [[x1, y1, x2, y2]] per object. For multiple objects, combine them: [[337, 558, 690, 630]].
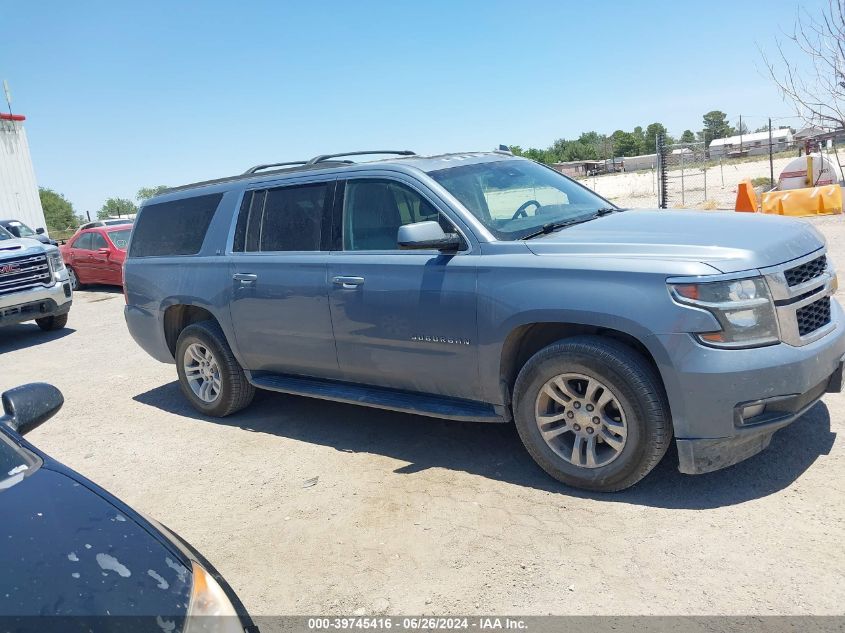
[[768, 117, 774, 188], [739, 114, 743, 155]]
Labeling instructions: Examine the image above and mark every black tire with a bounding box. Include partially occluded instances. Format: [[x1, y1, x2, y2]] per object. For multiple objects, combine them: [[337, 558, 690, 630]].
[[513, 336, 671, 492], [67, 266, 82, 291], [36, 313, 69, 331], [175, 320, 255, 417]]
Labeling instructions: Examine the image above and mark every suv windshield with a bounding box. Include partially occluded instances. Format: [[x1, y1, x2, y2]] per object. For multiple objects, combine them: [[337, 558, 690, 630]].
[[4, 221, 36, 238], [428, 159, 613, 240]]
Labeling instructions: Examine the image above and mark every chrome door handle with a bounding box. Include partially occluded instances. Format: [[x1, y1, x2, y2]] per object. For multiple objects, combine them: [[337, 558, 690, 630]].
[[233, 273, 258, 286], [332, 276, 365, 289]]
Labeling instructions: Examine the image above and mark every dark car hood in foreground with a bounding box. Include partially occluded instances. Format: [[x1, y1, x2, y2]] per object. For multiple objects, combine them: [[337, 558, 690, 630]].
[[0, 466, 191, 617], [525, 210, 825, 273]]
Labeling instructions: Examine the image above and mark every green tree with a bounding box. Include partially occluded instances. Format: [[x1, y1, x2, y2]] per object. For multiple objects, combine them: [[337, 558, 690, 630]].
[[610, 130, 639, 157], [679, 130, 696, 143], [136, 185, 169, 201], [632, 126, 646, 155], [561, 141, 597, 161], [702, 110, 734, 146], [38, 188, 79, 233], [508, 145, 524, 156], [644, 123, 668, 153], [523, 148, 548, 163], [98, 198, 137, 220]]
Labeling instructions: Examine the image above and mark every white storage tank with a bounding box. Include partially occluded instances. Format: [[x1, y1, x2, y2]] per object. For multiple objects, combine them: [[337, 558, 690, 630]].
[[0, 112, 48, 235]]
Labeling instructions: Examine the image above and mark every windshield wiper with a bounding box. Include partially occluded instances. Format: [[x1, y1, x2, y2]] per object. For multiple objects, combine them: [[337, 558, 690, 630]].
[[520, 207, 624, 240], [520, 216, 596, 240]]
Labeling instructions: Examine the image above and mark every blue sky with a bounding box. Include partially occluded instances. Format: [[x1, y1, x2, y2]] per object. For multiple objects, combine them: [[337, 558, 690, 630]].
[[1, 0, 820, 215]]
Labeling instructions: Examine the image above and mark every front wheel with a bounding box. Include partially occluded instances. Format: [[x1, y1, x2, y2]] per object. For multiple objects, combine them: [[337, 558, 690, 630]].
[[513, 336, 671, 492], [175, 320, 255, 417], [36, 313, 69, 331]]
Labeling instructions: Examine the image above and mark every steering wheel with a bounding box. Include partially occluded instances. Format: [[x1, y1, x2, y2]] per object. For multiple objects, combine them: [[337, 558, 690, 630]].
[[512, 200, 542, 220]]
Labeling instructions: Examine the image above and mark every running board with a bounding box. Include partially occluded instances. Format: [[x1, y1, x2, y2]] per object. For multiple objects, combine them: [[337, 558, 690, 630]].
[[248, 373, 506, 423]]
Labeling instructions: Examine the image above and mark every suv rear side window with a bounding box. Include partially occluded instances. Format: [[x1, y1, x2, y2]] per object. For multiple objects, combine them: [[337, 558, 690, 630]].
[[233, 183, 327, 252], [129, 193, 222, 258]]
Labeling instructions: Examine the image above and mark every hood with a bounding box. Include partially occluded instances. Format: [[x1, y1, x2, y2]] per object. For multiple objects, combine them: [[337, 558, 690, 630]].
[[0, 237, 50, 257], [0, 466, 192, 617], [524, 210, 825, 273]]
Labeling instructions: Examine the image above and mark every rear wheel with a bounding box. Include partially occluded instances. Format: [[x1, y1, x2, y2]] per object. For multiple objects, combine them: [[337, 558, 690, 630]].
[[513, 336, 671, 492], [67, 266, 82, 291], [175, 320, 255, 417], [36, 313, 69, 331]]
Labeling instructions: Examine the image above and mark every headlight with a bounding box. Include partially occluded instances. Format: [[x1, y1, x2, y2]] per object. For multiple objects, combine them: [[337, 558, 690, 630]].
[[669, 277, 779, 348], [183, 561, 243, 633], [47, 251, 65, 273]]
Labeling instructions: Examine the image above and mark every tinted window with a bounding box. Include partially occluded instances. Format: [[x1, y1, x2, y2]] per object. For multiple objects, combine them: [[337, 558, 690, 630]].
[[108, 229, 132, 250], [73, 233, 93, 250], [234, 184, 326, 252], [91, 233, 108, 249], [343, 180, 452, 251], [129, 193, 222, 258]]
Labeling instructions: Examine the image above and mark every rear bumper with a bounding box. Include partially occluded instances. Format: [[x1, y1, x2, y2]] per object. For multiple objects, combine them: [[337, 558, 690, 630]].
[[0, 283, 72, 326], [124, 304, 174, 363]]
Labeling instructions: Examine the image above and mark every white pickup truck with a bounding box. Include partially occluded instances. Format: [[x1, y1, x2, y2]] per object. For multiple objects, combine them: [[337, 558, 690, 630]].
[[0, 224, 72, 331]]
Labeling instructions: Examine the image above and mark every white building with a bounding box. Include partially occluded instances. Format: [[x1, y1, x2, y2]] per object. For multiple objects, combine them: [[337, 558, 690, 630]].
[[708, 128, 793, 159], [0, 112, 48, 234]]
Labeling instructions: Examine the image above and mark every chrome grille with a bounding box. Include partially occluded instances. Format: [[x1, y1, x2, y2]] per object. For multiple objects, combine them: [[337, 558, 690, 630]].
[[785, 255, 827, 287], [0, 254, 52, 296], [796, 296, 831, 337]]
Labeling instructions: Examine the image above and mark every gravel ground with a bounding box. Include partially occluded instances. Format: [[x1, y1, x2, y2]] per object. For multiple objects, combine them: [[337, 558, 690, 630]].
[[3, 216, 845, 616]]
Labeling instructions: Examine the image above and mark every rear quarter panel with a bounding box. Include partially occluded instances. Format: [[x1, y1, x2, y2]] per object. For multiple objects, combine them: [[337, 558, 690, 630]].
[[123, 187, 244, 364]]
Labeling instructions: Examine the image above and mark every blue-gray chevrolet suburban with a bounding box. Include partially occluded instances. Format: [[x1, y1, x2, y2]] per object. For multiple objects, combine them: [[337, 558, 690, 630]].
[[123, 150, 845, 491]]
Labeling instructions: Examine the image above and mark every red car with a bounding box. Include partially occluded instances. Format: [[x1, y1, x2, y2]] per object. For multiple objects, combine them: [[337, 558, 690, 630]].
[[59, 224, 132, 289]]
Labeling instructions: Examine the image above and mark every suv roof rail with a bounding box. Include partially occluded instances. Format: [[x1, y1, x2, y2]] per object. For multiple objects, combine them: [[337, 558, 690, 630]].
[[305, 150, 416, 165], [243, 161, 308, 175]]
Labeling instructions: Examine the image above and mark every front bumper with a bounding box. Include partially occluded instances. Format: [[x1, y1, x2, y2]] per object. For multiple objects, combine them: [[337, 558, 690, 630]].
[[650, 298, 845, 474], [675, 366, 841, 474], [0, 282, 72, 327]]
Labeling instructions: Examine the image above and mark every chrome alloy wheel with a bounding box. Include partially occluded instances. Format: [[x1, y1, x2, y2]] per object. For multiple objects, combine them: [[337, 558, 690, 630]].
[[534, 373, 628, 468], [183, 342, 222, 403]]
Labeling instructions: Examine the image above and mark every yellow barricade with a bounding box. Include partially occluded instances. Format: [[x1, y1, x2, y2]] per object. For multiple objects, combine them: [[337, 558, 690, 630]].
[[761, 184, 843, 217]]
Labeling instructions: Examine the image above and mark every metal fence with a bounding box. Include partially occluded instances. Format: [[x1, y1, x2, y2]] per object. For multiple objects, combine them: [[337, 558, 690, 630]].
[[657, 135, 709, 208]]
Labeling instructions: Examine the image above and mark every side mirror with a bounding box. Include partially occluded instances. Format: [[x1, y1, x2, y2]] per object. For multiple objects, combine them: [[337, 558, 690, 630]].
[[398, 221, 462, 252], [0, 383, 63, 436], [36, 227, 45, 235]]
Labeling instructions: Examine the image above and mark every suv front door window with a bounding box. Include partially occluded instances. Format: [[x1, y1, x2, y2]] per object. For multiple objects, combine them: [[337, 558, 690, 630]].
[[328, 178, 478, 399]]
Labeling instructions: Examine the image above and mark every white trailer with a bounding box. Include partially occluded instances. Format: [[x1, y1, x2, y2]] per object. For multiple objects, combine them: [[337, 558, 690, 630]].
[[0, 112, 48, 235]]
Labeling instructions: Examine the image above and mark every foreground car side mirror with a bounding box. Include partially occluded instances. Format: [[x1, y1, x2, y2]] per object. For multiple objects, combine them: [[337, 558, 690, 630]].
[[36, 227, 45, 235], [0, 383, 64, 436], [398, 221, 461, 252]]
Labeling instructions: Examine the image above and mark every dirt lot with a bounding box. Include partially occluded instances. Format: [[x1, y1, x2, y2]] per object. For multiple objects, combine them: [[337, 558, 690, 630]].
[[587, 154, 804, 210], [3, 215, 845, 616]]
